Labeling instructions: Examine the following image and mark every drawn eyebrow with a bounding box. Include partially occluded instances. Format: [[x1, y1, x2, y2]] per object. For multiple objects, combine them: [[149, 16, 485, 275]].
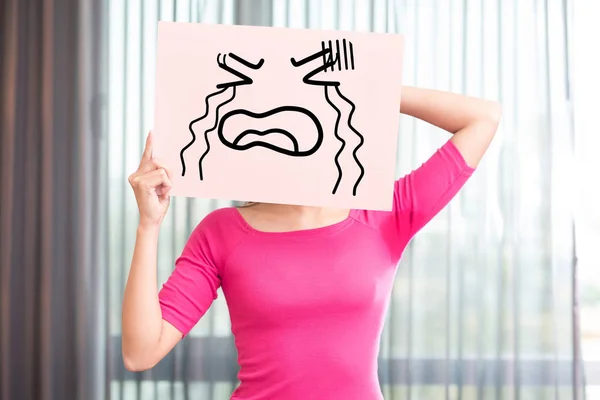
[[290, 39, 355, 86], [227, 53, 264, 69], [289, 48, 340, 87], [290, 47, 335, 68], [216, 53, 265, 89]]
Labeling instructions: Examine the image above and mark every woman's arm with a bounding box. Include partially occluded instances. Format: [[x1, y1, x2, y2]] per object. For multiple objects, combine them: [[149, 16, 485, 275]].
[[122, 135, 183, 371], [122, 134, 225, 372], [122, 226, 183, 371], [400, 86, 502, 167], [370, 87, 501, 260]]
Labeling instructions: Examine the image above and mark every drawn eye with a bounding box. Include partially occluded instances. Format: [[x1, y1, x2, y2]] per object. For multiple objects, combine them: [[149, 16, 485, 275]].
[[289, 38, 354, 87], [216, 53, 265, 89]]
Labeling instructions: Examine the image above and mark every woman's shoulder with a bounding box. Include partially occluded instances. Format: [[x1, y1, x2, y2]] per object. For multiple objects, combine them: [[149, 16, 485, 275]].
[[193, 206, 246, 237], [183, 206, 249, 264]]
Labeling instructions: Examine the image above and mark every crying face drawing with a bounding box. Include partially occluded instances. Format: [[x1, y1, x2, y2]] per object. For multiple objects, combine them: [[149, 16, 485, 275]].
[[179, 39, 365, 196]]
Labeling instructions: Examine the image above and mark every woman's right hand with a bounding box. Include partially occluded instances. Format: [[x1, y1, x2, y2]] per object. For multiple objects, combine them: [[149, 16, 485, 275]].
[[128, 132, 173, 230]]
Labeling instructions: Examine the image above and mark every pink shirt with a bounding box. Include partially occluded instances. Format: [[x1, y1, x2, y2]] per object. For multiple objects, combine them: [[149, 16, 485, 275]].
[[159, 140, 475, 399]]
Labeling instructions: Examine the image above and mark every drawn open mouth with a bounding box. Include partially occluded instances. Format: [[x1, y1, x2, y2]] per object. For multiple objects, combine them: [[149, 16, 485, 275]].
[[217, 106, 324, 157]]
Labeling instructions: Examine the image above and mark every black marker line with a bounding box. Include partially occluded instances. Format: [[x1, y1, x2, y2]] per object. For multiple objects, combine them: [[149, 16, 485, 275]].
[[328, 40, 333, 72], [324, 86, 345, 195], [218, 106, 323, 157], [231, 128, 300, 153], [198, 86, 237, 180], [180, 86, 228, 176], [334, 85, 365, 196], [290, 47, 331, 67], [321, 41, 327, 73], [216, 54, 254, 89], [227, 52, 264, 69], [335, 40, 341, 70], [349, 42, 355, 70], [290, 49, 340, 87], [342, 39, 349, 70]]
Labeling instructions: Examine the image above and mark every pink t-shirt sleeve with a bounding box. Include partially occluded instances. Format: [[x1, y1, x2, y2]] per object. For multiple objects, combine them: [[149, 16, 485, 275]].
[[355, 139, 476, 262], [158, 219, 222, 337], [393, 139, 475, 238]]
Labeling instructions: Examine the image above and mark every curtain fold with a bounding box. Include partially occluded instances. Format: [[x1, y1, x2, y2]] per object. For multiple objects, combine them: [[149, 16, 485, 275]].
[[0, 0, 104, 399]]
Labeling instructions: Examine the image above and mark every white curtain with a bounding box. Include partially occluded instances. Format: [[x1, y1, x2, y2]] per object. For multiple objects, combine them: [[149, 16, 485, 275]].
[[573, 1, 600, 399], [103, 1, 580, 399]]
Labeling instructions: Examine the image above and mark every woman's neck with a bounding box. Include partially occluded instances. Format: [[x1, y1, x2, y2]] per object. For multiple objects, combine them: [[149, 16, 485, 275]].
[[237, 203, 350, 232]]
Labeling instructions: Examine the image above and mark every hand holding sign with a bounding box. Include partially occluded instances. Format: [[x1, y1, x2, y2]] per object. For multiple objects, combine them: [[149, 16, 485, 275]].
[[128, 132, 173, 229]]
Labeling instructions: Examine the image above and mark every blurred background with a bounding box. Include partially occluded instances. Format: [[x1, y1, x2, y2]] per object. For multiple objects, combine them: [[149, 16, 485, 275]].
[[1, 0, 599, 399]]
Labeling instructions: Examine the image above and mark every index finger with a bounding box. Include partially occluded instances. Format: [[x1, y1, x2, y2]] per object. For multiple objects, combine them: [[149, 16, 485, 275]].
[[141, 131, 153, 161]]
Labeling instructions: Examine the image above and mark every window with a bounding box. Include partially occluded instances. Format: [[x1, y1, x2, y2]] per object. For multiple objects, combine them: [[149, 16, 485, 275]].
[[106, 1, 583, 399]]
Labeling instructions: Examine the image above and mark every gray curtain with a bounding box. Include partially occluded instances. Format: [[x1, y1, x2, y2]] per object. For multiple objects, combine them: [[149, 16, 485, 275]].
[[0, 0, 105, 399]]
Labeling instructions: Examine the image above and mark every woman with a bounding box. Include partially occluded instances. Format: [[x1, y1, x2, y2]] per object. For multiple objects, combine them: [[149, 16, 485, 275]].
[[122, 86, 501, 399]]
